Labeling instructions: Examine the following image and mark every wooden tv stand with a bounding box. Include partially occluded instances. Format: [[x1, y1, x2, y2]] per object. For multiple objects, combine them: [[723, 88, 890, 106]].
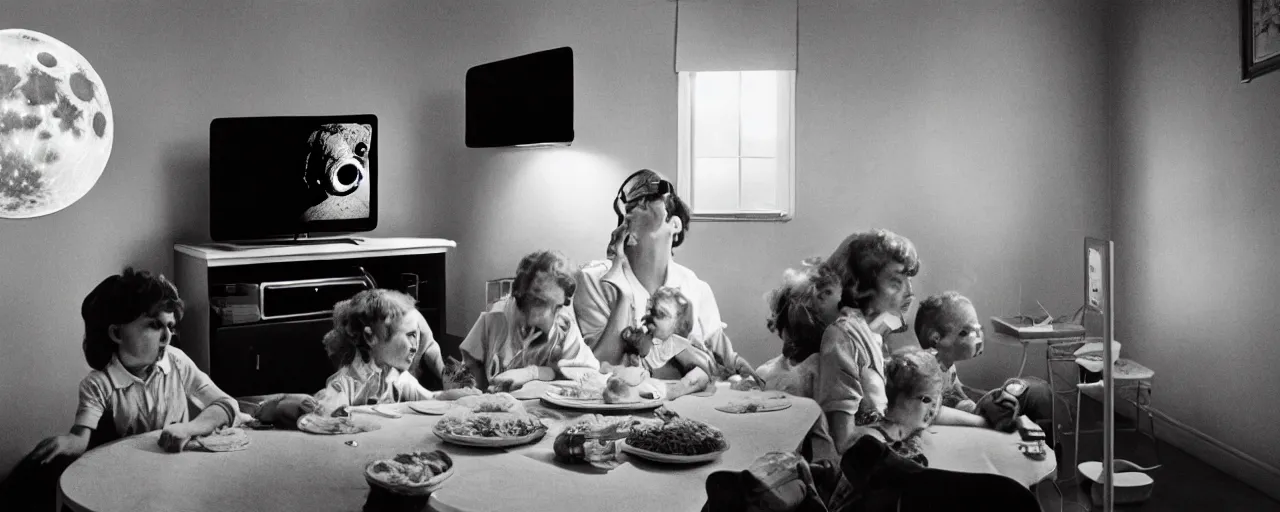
[[173, 237, 454, 397]]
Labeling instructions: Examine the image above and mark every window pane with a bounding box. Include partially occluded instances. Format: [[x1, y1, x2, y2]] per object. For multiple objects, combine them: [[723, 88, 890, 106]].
[[740, 157, 777, 210], [693, 157, 739, 211], [693, 72, 740, 158], [740, 71, 777, 158]]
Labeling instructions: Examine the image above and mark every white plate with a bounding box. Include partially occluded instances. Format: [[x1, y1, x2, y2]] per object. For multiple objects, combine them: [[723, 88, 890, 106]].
[[433, 428, 547, 448], [618, 439, 728, 464], [406, 401, 453, 415], [541, 391, 664, 412]]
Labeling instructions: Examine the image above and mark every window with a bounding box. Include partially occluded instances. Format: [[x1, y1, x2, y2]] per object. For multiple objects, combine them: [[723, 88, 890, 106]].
[[677, 69, 795, 221]]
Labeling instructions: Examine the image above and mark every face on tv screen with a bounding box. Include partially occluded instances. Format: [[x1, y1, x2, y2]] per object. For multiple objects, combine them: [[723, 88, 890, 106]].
[[210, 115, 377, 241]]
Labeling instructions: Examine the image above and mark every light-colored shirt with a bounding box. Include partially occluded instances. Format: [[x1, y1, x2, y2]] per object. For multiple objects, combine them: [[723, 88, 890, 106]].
[[815, 308, 888, 423], [314, 356, 438, 413], [640, 334, 694, 373], [757, 353, 820, 398], [74, 347, 237, 436], [935, 353, 978, 414], [575, 259, 743, 370], [459, 296, 600, 382]]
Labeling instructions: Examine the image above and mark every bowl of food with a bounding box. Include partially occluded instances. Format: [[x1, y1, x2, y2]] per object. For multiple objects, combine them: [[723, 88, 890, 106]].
[[364, 450, 454, 496]]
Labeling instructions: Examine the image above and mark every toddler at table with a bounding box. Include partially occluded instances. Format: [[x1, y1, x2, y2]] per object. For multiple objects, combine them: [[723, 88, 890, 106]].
[[460, 250, 601, 393], [0, 267, 240, 511], [618, 286, 717, 400], [914, 291, 1052, 435], [310, 289, 480, 417]]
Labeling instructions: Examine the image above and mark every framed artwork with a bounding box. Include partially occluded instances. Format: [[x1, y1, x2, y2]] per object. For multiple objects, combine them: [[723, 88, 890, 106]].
[[1084, 237, 1110, 314], [1242, 0, 1280, 82]]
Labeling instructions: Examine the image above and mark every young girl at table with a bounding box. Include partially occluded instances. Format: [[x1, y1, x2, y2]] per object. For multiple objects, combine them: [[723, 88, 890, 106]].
[[0, 267, 240, 511], [460, 250, 601, 393], [309, 289, 480, 417]]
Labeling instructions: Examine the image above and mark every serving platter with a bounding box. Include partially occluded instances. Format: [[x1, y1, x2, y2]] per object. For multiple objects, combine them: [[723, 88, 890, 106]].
[[617, 439, 728, 464], [540, 391, 664, 412], [433, 428, 547, 448]]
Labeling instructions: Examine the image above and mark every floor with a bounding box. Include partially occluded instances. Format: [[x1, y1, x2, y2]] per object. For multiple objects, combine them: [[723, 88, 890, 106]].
[[1034, 411, 1280, 511]]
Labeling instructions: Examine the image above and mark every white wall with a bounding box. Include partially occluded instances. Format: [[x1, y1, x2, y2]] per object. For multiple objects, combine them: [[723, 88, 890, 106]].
[[1110, 0, 1280, 469]]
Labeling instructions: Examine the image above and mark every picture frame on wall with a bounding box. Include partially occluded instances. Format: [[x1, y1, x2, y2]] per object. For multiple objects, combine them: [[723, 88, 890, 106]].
[[1241, 0, 1280, 82]]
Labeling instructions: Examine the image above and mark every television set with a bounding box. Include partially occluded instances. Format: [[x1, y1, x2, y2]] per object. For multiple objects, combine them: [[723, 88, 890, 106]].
[[209, 114, 378, 243], [465, 46, 574, 148]]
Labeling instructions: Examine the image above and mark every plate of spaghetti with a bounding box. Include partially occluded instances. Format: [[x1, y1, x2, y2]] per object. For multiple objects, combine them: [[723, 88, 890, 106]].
[[619, 417, 729, 464]]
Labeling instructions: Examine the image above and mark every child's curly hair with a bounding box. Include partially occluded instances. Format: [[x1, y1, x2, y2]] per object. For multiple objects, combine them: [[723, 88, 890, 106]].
[[764, 258, 839, 362], [884, 348, 947, 408], [650, 286, 694, 338], [512, 250, 577, 311], [913, 291, 973, 350], [822, 229, 920, 313], [322, 289, 418, 368], [81, 267, 185, 371]]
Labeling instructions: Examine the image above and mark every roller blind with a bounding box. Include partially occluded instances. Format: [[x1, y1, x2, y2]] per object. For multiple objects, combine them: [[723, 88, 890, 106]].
[[675, 0, 798, 72]]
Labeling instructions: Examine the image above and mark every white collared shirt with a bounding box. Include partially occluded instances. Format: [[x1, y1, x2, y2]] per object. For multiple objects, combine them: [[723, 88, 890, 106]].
[[314, 356, 437, 413], [74, 347, 236, 436], [459, 296, 600, 381]]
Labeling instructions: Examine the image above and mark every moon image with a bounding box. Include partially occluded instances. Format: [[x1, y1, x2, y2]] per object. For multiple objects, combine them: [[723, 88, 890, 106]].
[[0, 29, 113, 218]]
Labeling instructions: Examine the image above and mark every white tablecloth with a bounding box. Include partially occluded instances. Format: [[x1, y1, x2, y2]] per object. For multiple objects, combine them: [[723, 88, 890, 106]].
[[58, 383, 821, 512], [920, 425, 1057, 487]]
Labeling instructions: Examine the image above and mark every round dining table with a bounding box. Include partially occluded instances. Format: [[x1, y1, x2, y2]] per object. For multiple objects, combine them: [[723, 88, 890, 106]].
[[58, 382, 1055, 512], [919, 425, 1057, 488], [58, 383, 820, 512]]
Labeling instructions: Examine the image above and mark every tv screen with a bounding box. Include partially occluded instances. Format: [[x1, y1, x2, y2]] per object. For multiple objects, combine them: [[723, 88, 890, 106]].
[[209, 114, 378, 242], [466, 46, 574, 148]]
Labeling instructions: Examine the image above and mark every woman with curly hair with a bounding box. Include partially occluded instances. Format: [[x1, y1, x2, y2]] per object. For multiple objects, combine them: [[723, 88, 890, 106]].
[[461, 250, 601, 392], [815, 229, 922, 454]]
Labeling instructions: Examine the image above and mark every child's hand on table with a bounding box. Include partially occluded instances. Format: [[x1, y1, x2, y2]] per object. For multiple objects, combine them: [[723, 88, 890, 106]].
[[158, 422, 199, 452], [28, 434, 88, 464], [487, 366, 536, 393]]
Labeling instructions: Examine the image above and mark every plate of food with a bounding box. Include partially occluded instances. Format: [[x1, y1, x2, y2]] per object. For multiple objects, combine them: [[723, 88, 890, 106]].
[[541, 372, 665, 412], [619, 416, 729, 464], [432, 411, 548, 448], [715, 396, 792, 414], [296, 413, 382, 435], [454, 393, 524, 413], [364, 450, 455, 496], [187, 427, 251, 452], [406, 401, 453, 416]]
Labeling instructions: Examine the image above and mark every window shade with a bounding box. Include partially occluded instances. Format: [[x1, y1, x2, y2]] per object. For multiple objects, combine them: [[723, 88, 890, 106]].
[[675, 0, 798, 72]]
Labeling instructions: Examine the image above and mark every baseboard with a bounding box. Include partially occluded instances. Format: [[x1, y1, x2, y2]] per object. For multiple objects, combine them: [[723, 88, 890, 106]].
[[1124, 405, 1280, 502]]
